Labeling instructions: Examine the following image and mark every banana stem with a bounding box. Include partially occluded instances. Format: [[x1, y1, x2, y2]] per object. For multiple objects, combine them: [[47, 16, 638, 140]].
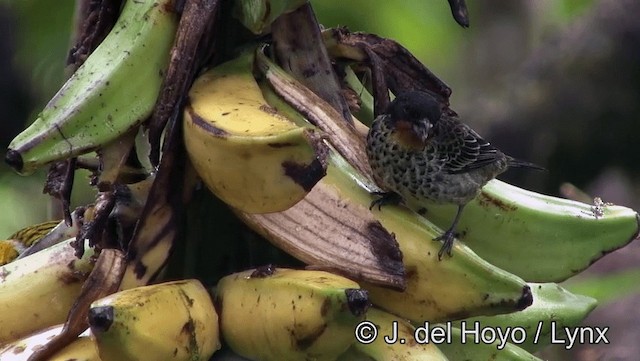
[[271, 2, 353, 124], [148, 0, 220, 167]]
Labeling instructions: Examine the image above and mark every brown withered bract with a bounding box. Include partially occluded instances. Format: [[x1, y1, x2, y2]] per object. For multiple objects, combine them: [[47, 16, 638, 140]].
[[366, 91, 540, 259]]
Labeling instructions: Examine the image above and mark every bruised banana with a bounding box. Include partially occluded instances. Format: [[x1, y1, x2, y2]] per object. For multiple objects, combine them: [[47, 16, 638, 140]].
[[216, 266, 369, 361], [89, 279, 220, 361], [342, 64, 640, 282], [183, 50, 327, 213], [0, 324, 99, 361], [5, 0, 178, 175], [244, 72, 532, 322], [0, 238, 94, 344], [454, 282, 597, 353]]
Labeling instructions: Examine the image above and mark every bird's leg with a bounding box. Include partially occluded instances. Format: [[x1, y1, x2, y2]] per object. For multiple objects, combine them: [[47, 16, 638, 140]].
[[369, 191, 402, 211], [434, 204, 465, 260]]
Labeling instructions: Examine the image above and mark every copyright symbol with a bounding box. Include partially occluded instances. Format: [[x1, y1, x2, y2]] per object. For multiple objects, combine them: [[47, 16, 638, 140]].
[[355, 321, 378, 344]]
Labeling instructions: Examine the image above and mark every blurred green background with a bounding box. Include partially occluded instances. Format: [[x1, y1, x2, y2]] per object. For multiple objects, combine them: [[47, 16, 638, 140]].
[[1, 1, 638, 359]]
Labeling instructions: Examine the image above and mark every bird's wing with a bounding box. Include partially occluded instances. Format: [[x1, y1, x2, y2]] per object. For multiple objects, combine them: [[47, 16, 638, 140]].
[[438, 120, 502, 174]]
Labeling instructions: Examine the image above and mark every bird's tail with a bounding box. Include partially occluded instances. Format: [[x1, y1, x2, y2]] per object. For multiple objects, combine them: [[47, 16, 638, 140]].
[[506, 156, 546, 171]]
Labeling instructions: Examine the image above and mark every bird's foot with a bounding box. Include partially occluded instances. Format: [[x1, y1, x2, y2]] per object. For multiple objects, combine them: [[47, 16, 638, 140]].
[[369, 191, 402, 211], [434, 230, 457, 260]]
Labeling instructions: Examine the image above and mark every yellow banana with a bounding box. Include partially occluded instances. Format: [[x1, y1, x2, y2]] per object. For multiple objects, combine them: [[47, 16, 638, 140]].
[[0, 238, 94, 344], [89, 279, 220, 361], [0, 324, 100, 361], [183, 50, 327, 214], [353, 307, 448, 360], [216, 266, 369, 361]]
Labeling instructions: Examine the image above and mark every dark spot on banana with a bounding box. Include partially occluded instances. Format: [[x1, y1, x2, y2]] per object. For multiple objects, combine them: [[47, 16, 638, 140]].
[[516, 285, 533, 310], [250, 264, 276, 278], [181, 319, 196, 335], [259, 104, 278, 115], [221, 112, 230, 116], [187, 106, 228, 137], [404, 265, 418, 280], [345, 289, 370, 317], [477, 191, 517, 212], [416, 207, 427, 215], [88, 306, 115, 333], [320, 298, 330, 317], [4, 149, 23, 173], [295, 323, 328, 350], [282, 158, 326, 192], [364, 222, 406, 290], [267, 142, 295, 148], [134, 261, 147, 278]]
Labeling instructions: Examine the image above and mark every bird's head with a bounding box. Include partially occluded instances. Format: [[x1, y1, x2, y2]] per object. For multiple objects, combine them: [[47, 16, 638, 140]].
[[386, 91, 442, 147]]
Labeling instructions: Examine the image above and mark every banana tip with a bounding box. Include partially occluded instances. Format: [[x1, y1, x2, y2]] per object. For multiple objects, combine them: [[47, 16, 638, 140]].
[[4, 149, 23, 172], [516, 285, 534, 311], [88, 305, 115, 333]]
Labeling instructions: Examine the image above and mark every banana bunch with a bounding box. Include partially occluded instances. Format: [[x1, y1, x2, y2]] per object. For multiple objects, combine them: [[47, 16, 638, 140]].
[[3, 0, 638, 359], [5, 0, 178, 175], [179, 44, 638, 360], [0, 280, 219, 361]]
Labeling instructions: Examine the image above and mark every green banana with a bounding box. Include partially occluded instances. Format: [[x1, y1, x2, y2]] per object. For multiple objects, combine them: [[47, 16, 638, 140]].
[[0, 238, 94, 344], [89, 279, 220, 361], [0, 324, 99, 361], [352, 307, 449, 361], [183, 50, 327, 214], [5, 0, 178, 175], [340, 58, 639, 282], [418, 184, 639, 282], [436, 327, 542, 361], [453, 283, 597, 353], [215, 267, 369, 361]]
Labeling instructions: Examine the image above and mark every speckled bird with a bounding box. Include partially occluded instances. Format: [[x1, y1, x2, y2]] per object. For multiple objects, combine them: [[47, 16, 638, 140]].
[[366, 91, 540, 259]]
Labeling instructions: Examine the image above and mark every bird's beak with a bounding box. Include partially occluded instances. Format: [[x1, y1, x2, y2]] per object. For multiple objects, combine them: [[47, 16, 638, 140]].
[[412, 120, 432, 142]]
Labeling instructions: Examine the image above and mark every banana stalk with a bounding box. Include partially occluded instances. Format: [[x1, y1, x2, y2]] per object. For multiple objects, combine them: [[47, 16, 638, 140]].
[[6, 0, 178, 175]]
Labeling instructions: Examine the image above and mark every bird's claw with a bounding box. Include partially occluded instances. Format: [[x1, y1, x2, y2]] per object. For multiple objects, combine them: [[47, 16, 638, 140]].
[[369, 191, 402, 211], [434, 230, 457, 260]]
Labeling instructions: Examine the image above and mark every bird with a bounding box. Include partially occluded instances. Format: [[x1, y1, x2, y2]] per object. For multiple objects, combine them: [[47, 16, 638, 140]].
[[366, 90, 541, 260]]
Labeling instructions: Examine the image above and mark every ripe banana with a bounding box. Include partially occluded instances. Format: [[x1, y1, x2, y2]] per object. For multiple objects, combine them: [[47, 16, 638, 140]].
[[454, 282, 597, 353], [340, 59, 640, 282], [0, 238, 93, 344], [216, 266, 369, 361], [89, 279, 220, 361], [245, 68, 533, 322], [353, 307, 448, 361], [5, 0, 178, 175], [183, 50, 327, 213], [0, 324, 99, 361]]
